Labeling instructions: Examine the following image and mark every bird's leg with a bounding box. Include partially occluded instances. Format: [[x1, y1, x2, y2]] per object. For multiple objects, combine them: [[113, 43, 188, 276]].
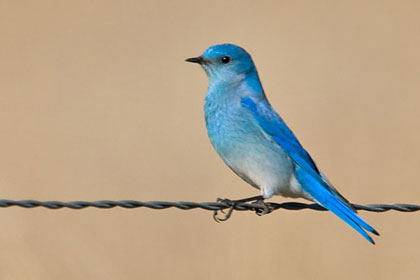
[[213, 195, 268, 222]]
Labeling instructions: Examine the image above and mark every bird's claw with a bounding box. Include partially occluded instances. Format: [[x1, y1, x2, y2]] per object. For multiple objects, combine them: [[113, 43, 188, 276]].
[[213, 196, 272, 222], [213, 198, 235, 222], [253, 199, 272, 216]]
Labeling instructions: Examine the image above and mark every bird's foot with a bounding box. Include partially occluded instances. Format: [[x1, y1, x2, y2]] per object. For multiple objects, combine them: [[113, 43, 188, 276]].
[[213, 198, 235, 222], [213, 195, 271, 222], [253, 198, 272, 216]]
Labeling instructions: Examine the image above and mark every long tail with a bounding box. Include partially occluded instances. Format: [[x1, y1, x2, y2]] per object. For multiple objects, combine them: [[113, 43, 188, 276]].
[[296, 168, 379, 244]]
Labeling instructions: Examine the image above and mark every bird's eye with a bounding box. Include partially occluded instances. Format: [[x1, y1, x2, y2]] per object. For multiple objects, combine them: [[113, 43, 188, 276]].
[[221, 56, 231, 64]]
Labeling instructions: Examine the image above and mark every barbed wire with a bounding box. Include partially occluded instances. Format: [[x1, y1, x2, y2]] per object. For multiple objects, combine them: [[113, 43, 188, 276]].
[[0, 199, 418, 212]]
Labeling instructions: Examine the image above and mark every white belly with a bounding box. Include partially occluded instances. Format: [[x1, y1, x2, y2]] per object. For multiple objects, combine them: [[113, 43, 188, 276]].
[[213, 132, 309, 199], [205, 99, 311, 200]]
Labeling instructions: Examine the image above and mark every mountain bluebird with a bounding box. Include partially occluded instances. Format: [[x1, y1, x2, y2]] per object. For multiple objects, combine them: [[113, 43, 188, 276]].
[[186, 43, 378, 244]]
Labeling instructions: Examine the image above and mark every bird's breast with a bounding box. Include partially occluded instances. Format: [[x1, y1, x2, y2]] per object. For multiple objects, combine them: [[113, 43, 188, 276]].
[[204, 97, 294, 191]]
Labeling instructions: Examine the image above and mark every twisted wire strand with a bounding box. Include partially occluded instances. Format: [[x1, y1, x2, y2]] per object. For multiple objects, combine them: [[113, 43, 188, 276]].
[[0, 199, 418, 213]]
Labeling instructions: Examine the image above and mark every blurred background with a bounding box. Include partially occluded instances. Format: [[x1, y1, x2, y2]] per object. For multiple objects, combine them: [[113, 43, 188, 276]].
[[0, 0, 419, 279]]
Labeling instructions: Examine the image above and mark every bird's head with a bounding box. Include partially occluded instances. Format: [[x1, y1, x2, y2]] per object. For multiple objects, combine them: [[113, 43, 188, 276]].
[[186, 44, 257, 84]]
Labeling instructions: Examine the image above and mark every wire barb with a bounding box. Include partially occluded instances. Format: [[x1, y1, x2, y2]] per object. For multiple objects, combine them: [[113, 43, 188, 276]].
[[0, 199, 418, 214]]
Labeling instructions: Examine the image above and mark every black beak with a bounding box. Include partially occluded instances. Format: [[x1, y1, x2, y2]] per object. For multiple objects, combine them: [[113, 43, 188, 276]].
[[185, 56, 205, 64]]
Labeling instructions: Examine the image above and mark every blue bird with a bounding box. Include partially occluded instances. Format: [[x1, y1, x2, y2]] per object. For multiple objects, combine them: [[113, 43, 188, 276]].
[[186, 44, 379, 244]]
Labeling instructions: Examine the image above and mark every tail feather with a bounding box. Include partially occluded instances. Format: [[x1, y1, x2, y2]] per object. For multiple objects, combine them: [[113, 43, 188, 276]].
[[326, 194, 378, 235], [319, 194, 376, 244], [296, 167, 378, 244]]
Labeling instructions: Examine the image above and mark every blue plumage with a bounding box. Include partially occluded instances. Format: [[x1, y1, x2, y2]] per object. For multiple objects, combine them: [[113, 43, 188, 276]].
[[186, 44, 378, 244]]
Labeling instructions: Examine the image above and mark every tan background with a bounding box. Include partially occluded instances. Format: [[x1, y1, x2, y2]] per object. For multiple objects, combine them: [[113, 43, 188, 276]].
[[0, 0, 419, 279]]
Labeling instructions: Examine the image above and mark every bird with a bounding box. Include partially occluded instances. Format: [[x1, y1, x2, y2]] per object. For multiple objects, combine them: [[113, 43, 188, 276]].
[[186, 43, 379, 244]]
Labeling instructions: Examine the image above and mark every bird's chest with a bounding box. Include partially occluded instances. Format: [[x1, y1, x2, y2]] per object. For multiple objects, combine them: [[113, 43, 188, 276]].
[[205, 99, 258, 157], [204, 98, 294, 189]]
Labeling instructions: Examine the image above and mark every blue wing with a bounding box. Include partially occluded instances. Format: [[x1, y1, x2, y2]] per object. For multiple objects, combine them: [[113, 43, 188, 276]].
[[241, 97, 379, 244]]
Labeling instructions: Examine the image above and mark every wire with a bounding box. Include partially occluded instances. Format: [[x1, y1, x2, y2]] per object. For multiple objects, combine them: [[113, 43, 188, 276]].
[[0, 199, 418, 212]]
